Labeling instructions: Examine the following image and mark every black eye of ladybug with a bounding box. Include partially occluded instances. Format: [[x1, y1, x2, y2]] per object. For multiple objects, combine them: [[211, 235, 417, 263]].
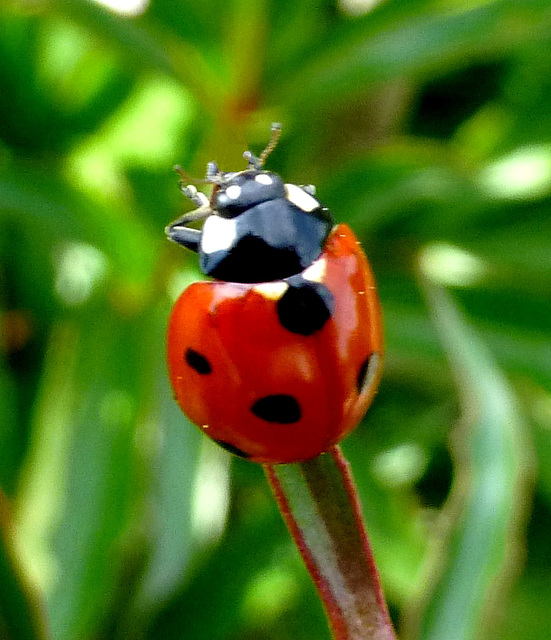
[[215, 171, 285, 218]]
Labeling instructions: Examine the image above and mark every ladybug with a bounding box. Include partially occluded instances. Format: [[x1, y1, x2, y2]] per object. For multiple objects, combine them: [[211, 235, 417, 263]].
[[166, 124, 383, 464]]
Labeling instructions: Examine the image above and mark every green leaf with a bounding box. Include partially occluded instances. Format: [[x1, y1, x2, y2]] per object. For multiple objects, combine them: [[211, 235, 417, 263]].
[[411, 282, 532, 640], [125, 306, 204, 627], [0, 492, 51, 640], [0, 12, 135, 154], [53, 0, 224, 112], [269, 2, 551, 110], [0, 164, 157, 287], [14, 308, 153, 640], [0, 349, 20, 494]]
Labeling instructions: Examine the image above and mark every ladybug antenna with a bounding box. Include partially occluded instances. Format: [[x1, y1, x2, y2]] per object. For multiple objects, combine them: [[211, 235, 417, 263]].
[[174, 162, 225, 189], [244, 122, 282, 170], [174, 165, 208, 185]]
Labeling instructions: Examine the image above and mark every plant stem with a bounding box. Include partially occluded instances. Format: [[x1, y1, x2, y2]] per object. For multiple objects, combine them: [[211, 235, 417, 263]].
[[264, 446, 397, 640]]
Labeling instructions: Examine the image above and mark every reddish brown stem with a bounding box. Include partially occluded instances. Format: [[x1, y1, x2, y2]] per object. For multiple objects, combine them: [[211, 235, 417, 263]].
[[264, 446, 397, 640]]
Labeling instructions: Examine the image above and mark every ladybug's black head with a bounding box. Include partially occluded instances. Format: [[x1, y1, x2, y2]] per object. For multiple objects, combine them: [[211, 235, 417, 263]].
[[212, 170, 286, 218]]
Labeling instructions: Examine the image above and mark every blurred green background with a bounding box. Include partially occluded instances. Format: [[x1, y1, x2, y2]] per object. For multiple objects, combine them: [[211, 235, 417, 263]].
[[1, 1, 550, 639]]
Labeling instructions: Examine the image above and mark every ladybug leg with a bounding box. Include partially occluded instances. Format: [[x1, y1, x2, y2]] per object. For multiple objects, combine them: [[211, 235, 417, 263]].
[[165, 186, 212, 252], [165, 217, 202, 252], [180, 184, 210, 209]]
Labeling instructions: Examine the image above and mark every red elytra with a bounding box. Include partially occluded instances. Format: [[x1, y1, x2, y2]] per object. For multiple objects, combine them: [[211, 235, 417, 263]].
[[167, 223, 383, 464]]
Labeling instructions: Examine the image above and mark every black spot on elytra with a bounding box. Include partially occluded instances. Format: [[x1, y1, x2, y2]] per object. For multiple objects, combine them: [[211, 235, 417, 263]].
[[357, 353, 378, 394], [277, 279, 334, 336], [185, 348, 212, 375], [251, 394, 302, 424], [213, 439, 251, 459]]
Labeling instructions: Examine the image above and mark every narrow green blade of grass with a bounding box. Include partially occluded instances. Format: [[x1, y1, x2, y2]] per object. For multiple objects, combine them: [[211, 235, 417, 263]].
[[14, 308, 154, 640], [0, 491, 51, 640], [124, 307, 204, 628], [411, 279, 532, 640]]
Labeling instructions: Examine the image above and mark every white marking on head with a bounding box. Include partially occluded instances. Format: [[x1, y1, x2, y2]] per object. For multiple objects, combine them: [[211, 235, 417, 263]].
[[225, 184, 242, 200], [255, 173, 273, 185], [253, 281, 289, 300], [201, 215, 238, 254], [302, 258, 327, 283], [285, 183, 320, 212]]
